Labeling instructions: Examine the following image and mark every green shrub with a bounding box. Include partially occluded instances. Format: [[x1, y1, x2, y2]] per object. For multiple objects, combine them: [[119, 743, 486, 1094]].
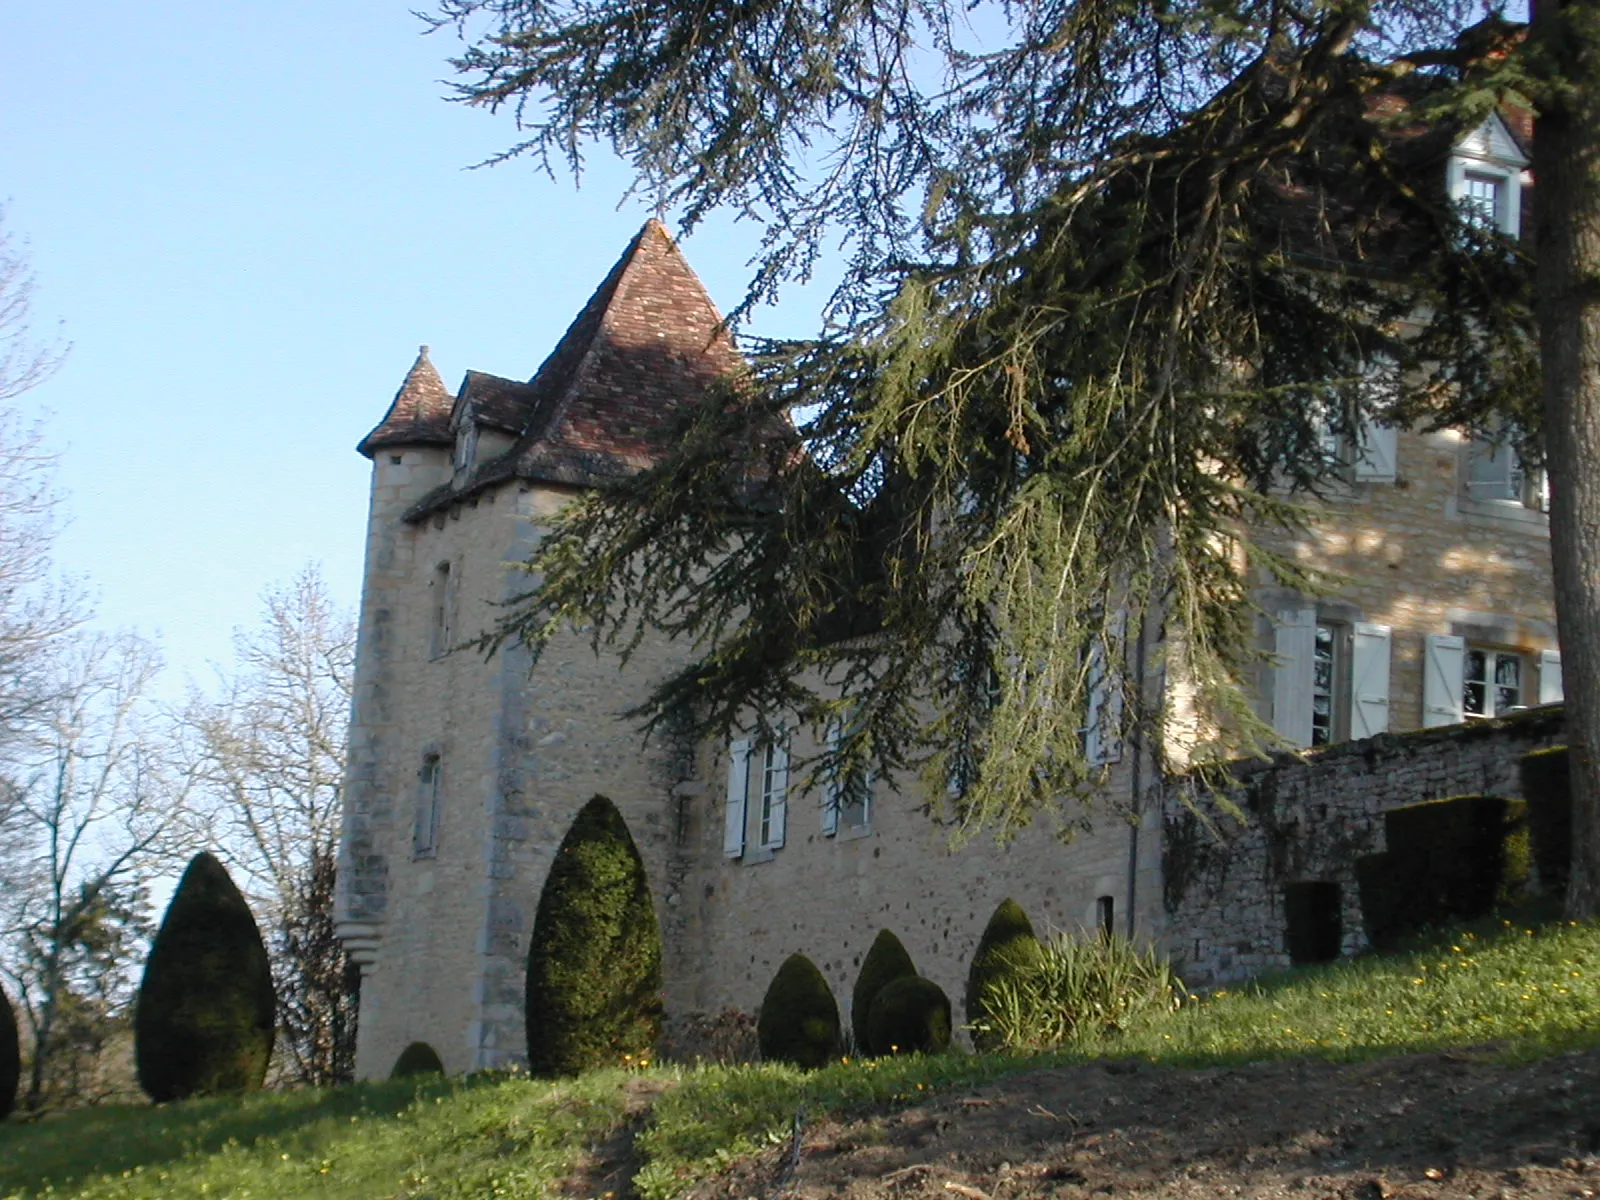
[[757, 954, 840, 1069], [134, 853, 275, 1102], [525, 795, 663, 1077], [866, 975, 952, 1056], [390, 1041, 445, 1078], [965, 898, 1041, 1049], [1356, 795, 1531, 950], [975, 932, 1182, 1052], [0, 983, 17, 1121], [1521, 747, 1573, 896], [852, 929, 917, 1053]]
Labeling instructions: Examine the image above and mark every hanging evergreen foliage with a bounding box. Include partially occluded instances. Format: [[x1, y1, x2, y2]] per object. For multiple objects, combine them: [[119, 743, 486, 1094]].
[[134, 853, 276, 1102], [524, 795, 663, 1076], [852, 929, 918, 1054], [442, 0, 1542, 842], [0, 983, 18, 1121]]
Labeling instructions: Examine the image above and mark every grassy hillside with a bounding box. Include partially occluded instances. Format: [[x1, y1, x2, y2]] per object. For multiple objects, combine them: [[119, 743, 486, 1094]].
[[4, 916, 1599, 1200]]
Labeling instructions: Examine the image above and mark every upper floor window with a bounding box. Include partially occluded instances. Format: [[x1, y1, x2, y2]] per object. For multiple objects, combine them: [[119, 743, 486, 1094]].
[[1272, 606, 1390, 748], [1447, 115, 1528, 238], [1465, 431, 1548, 511], [1424, 635, 1562, 726], [722, 732, 788, 859], [822, 719, 873, 838]]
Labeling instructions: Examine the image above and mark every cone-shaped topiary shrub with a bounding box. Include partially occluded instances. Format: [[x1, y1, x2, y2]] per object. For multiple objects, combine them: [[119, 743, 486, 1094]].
[[135, 852, 275, 1102], [390, 1041, 445, 1078], [758, 953, 840, 1069], [0, 983, 18, 1121], [852, 929, 917, 1054], [966, 898, 1042, 1050], [867, 975, 952, 1056], [525, 795, 662, 1076]]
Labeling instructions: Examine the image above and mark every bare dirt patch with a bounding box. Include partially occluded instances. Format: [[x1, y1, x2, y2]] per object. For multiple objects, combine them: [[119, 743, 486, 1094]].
[[565, 1077, 673, 1200], [685, 1048, 1600, 1200]]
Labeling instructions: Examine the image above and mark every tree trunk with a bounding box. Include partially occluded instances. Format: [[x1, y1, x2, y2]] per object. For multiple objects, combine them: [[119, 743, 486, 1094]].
[[1534, 0, 1600, 916]]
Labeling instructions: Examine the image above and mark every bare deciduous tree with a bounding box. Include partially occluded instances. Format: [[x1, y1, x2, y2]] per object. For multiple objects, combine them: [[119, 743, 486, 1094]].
[[184, 566, 357, 1086], [0, 632, 197, 1112], [0, 211, 80, 747]]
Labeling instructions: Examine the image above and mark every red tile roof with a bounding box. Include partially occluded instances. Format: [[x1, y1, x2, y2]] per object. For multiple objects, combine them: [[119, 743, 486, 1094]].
[[402, 218, 745, 516], [357, 346, 454, 457]]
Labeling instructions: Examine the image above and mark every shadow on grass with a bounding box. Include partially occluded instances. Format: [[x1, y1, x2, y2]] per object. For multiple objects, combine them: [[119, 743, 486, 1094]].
[[0, 1073, 501, 1194]]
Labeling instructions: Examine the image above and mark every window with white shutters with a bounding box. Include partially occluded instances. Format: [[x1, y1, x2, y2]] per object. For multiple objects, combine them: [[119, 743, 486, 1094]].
[[1540, 649, 1564, 705], [1353, 419, 1398, 483], [1424, 634, 1466, 727]]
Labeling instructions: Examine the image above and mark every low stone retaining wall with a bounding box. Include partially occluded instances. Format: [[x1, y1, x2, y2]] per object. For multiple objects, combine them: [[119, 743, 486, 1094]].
[[1162, 705, 1566, 985]]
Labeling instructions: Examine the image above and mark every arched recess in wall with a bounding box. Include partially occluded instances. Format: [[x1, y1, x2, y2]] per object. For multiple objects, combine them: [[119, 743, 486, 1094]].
[[390, 1041, 444, 1078], [525, 795, 663, 1076]]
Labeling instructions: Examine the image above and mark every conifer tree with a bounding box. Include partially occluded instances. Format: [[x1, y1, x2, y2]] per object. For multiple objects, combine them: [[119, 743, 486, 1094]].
[[525, 795, 662, 1076], [438, 0, 1600, 914], [852, 929, 917, 1054], [134, 853, 275, 1102], [0, 983, 18, 1120], [966, 899, 1042, 1049]]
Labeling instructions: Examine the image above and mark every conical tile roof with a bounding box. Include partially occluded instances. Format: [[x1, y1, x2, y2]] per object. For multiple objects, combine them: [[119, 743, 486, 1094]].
[[357, 345, 455, 457]]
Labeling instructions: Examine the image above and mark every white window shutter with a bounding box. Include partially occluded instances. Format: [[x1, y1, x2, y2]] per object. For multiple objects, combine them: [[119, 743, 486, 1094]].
[[723, 738, 750, 858], [1349, 623, 1392, 739], [1354, 420, 1398, 483], [1424, 634, 1466, 727], [1540, 649, 1564, 704], [764, 739, 789, 848], [1273, 606, 1318, 748]]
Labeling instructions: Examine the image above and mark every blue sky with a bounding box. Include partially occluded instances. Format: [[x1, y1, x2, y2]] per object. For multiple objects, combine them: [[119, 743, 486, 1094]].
[[0, 2, 829, 689]]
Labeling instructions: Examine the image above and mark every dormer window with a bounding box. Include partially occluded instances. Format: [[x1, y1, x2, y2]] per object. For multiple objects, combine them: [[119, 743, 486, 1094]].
[[1447, 115, 1528, 238]]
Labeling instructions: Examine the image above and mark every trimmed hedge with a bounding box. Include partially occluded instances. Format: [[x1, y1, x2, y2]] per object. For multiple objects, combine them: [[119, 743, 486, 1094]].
[[866, 975, 952, 1056], [852, 929, 917, 1054], [1356, 795, 1530, 950], [966, 898, 1041, 1049], [757, 953, 840, 1069], [525, 795, 662, 1077], [134, 853, 275, 1102], [1520, 747, 1573, 896], [0, 982, 17, 1120], [390, 1041, 445, 1078]]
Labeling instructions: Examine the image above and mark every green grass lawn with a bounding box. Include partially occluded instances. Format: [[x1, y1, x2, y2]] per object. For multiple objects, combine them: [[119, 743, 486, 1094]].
[[5, 915, 1600, 1200]]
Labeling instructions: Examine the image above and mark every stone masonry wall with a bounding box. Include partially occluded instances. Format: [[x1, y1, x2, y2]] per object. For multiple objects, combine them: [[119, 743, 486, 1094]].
[[1163, 704, 1566, 987]]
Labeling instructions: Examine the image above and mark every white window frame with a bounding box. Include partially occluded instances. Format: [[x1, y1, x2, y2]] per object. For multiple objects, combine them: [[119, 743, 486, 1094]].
[[1539, 649, 1564, 705], [756, 735, 789, 851], [1463, 645, 1524, 719]]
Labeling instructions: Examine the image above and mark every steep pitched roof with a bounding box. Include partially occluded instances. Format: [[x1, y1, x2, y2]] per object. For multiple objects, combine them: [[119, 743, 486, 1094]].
[[358, 346, 455, 457], [407, 218, 745, 515]]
